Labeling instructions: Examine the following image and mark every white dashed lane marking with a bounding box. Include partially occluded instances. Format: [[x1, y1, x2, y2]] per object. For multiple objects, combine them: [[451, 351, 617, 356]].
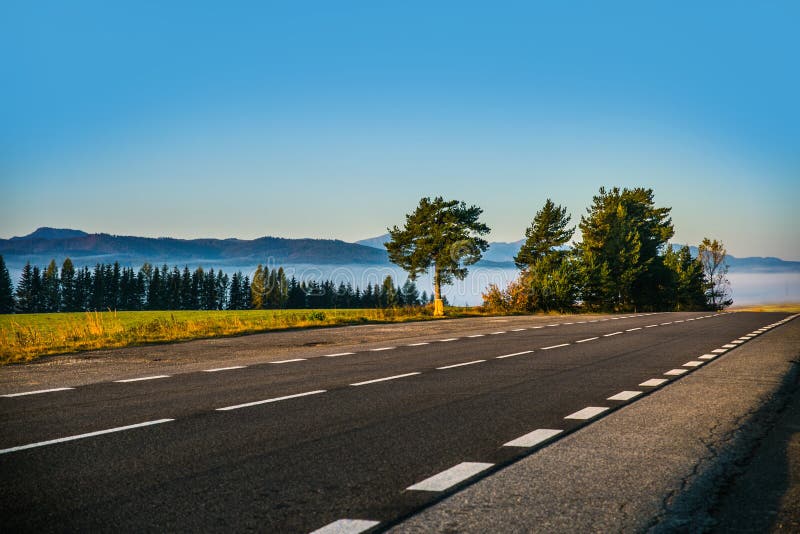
[[712, 348, 728, 353], [407, 462, 494, 492], [504, 428, 563, 448], [511, 328, 526, 332], [0, 419, 175, 455], [722, 344, 736, 348], [541, 343, 570, 350], [626, 327, 642, 332], [699, 354, 717, 360], [683, 361, 704, 367], [664, 369, 688, 376], [310, 519, 381, 534], [496, 350, 533, 359], [114, 375, 170, 383], [370, 347, 396, 352], [645, 324, 658, 328], [2, 387, 74, 397], [325, 352, 356, 357], [576, 337, 599, 343], [490, 331, 506, 335], [203, 366, 246, 372], [439, 338, 458, 342], [407, 342, 429, 347], [436, 360, 485, 370], [603, 332, 623, 337], [565, 406, 609, 420], [216, 390, 326, 411], [350, 373, 421, 386], [640, 378, 668, 387], [607, 391, 642, 401], [467, 334, 485, 338], [270, 358, 307, 364]]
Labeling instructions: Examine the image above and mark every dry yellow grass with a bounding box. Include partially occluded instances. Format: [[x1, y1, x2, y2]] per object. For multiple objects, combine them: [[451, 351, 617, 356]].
[[0, 307, 489, 365], [731, 303, 800, 313]]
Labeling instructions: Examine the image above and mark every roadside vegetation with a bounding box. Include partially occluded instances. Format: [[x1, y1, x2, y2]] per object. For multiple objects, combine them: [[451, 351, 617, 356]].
[[0, 306, 493, 364]]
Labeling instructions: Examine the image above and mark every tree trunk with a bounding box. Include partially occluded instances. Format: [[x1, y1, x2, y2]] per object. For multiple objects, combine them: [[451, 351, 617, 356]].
[[433, 265, 444, 316]]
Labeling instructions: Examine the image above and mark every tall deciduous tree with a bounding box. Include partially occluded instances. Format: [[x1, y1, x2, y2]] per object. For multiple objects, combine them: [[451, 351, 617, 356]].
[[0, 255, 15, 313], [699, 238, 733, 310], [386, 197, 490, 316], [578, 187, 674, 311], [60, 258, 76, 311], [514, 199, 574, 269]]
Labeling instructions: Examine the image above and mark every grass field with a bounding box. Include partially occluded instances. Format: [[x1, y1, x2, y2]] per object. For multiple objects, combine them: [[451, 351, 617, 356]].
[[730, 303, 800, 313], [0, 307, 488, 365]]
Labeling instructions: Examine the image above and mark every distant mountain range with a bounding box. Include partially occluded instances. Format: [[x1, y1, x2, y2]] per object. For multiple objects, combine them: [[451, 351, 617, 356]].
[[1, 228, 797, 274], [1, 227, 387, 269]]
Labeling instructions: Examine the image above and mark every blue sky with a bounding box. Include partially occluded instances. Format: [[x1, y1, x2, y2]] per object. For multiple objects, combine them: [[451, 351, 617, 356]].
[[2, 1, 798, 259]]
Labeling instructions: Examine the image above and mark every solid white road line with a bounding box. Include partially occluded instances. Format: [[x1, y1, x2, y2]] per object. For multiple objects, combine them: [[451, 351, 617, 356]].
[[216, 390, 326, 411], [467, 334, 485, 338], [640, 378, 668, 387], [0, 419, 175, 455], [504, 428, 563, 448], [114, 375, 170, 383], [607, 391, 642, 401], [664, 369, 688, 376], [436, 360, 485, 370], [699, 354, 717, 360], [203, 366, 247, 372], [496, 350, 533, 359], [370, 347, 396, 352], [439, 338, 458, 342], [576, 337, 599, 343], [541, 343, 570, 350], [565, 406, 609, 420], [310, 519, 381, 534], [625, 327, 642, 332], [325, 352, 356, 357], [683, 361, 704, 367], [603, 332, 623, 337], [407, 462, 494, 491], [270, 358, 307, 364], [350, 373, 421, 386], [2, 387, 74, 397]]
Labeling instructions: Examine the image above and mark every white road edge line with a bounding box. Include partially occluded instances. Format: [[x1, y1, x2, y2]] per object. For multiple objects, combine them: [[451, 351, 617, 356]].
[[2, 387, 75, 397], [437, 360, 486, 370], [203, 366, 247, 372], [407, 462, 494, 491], [309, 519, 381, 534], [114, 375, 171, 383], [496, 350, 533, 359], [216, 390, 326, 410], [504, 428, 563, 448], [350, 373, 421, 386], [0, 419, 175, 455]]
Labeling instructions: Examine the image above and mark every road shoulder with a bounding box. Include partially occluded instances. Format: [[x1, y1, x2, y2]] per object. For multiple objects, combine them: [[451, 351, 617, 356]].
[[390, 317, 800, 532]]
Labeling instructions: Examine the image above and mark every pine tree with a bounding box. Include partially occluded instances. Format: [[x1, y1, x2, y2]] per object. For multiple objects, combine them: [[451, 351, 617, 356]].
[[31, 265, 43, 313], [250, 265, 265, 309], [514, 199, 574, 269], [387, 196, 490, 316], [59, 258, 76, 311], [42, 259, 60, 312], [0, 255, 15, 313]]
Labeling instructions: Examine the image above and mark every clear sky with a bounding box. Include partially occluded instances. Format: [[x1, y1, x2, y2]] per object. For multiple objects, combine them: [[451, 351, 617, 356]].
[[2, 1, 798, 259]]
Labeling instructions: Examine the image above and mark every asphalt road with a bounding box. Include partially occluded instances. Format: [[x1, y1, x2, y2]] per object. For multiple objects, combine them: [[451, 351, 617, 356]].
[[0, 311, 791, 533]]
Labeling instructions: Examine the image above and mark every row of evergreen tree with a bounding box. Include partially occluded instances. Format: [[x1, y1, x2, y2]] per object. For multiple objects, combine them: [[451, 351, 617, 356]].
[[0, 256, 430, 314]]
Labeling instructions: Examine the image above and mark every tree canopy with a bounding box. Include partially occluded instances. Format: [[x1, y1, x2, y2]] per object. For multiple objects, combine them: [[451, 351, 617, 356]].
[[514, 199, 574, 269], [386, 196, 490, 315]]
